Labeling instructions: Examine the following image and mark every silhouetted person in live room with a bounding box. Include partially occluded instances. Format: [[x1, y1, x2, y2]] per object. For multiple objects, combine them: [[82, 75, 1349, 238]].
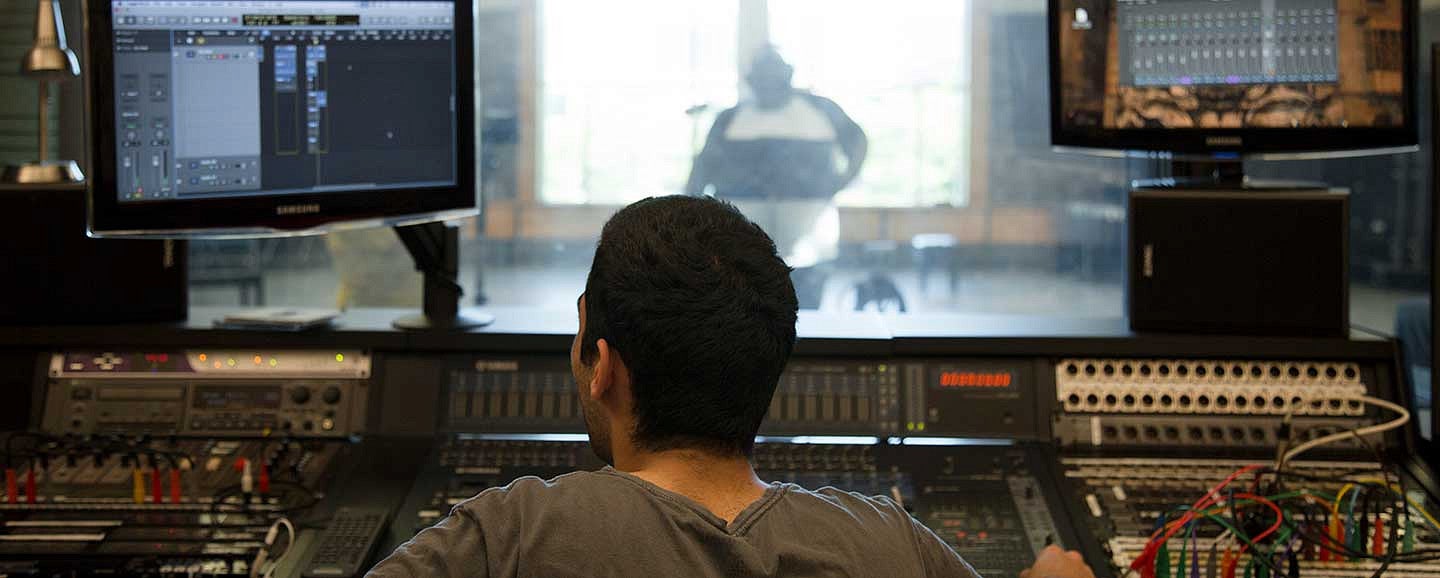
[[686, 47, 868, 268]]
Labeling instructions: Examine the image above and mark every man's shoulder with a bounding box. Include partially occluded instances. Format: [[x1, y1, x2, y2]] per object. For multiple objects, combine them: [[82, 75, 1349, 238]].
[[711, 104, 742, 123], [796, 92, 845, 114], [797, 92, 838, 106], [775, 483, 913, 526], [454, 470, 620, 512]]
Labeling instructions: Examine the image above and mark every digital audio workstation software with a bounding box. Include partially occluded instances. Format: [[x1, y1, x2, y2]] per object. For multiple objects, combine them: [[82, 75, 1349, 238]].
[[109, 1, 457, 202], [1057, 0, 1407, 130]]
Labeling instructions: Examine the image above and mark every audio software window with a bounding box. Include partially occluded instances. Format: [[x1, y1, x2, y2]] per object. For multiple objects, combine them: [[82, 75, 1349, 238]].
[[171, 34, 262, 194], [111, 1, 458, 202]]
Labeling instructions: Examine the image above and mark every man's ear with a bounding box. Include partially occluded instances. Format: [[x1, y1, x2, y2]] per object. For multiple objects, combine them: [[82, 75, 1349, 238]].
[[588, 338, 614, 400], [589, 338, 629, 403]]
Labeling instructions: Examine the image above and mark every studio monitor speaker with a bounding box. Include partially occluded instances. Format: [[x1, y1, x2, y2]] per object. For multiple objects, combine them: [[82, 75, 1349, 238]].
[[1129, 188, 1347, 337]]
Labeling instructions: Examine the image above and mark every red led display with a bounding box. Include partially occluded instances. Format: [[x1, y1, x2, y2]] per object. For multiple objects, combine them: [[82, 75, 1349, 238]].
[[937, 371, 1013, 388]]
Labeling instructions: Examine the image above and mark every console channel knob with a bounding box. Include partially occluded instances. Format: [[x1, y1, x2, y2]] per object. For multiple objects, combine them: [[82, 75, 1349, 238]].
[[290, 387, 312, 405], [322, 386, 342, 405]]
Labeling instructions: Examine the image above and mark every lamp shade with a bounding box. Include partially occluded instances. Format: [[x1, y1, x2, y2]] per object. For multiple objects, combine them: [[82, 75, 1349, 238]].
[[22, 0, 80, 79]]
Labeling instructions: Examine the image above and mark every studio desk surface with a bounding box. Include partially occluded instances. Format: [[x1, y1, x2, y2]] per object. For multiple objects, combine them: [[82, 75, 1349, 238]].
[[0, 307, 1432, 578], [0, 305, 1397, 357]]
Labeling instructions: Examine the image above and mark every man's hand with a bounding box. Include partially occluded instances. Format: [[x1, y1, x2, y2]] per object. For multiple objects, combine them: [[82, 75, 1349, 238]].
[[1020, 545, 1096, 578]]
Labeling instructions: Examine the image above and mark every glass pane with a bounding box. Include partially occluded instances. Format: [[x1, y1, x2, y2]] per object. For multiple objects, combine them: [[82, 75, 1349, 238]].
[[538, 0, 737, 205], [473, 0, 1129, 316], [769, 0, 970, 208], [187, 0, 1138, 318]]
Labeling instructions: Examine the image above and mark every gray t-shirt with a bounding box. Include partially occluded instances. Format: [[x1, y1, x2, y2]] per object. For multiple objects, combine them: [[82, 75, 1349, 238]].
[[367, 467, 981, 578]]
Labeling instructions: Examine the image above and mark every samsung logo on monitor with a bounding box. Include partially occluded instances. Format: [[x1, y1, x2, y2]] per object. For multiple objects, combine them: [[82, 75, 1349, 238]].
[[276, 204, 321, 216], [1206, 136, 1243, 147]]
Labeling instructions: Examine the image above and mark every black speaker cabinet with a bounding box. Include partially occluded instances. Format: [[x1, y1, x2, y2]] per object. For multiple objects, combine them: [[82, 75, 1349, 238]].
[[0, 186, 186, 325], [1128, 188, 1348, 337]]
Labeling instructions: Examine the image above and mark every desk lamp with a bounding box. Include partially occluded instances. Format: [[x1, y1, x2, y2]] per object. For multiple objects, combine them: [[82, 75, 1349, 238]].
[[2, 0, 84, 184]]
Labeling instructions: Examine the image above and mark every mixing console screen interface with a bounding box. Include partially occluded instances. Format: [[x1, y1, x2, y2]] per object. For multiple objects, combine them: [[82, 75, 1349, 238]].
[[1117, 0, 1339, 87], [1056, 0, 1407, 130], [109, 1, 456, 202]]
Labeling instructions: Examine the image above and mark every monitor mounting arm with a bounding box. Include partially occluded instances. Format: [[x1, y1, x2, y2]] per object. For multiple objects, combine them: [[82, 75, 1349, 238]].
[[392, 221, 493, 330]]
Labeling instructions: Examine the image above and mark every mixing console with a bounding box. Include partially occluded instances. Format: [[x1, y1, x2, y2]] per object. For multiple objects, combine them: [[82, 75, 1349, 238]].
[[904, 445, 1066, 576], [0, 343, 1431, 577]]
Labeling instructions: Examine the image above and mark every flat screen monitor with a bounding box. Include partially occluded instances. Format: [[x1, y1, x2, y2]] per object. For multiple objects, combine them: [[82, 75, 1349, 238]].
[[1050, 0, 1417, 155], [88, 0, 475, 236]]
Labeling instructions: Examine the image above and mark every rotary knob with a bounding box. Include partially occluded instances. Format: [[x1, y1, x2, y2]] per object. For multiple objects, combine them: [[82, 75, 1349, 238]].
[[289, 387, 312, 405], [322, 386, 342, 405]]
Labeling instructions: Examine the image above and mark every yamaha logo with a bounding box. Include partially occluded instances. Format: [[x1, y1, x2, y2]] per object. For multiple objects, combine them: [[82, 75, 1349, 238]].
[[1206, 136, 1243, 147], [277, 204, 321, 216]]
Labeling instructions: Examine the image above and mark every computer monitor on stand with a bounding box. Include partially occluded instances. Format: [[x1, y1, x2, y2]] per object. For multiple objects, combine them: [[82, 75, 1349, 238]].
[[1049, 0, 1418, 185], [87, 0, 487, 329], [1049, 0, 1418, 337]]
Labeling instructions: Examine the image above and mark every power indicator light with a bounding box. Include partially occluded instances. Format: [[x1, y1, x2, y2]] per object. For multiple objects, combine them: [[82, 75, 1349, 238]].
[[252, 355, 263, 365], [198, 354, 208, 362], [226, 358, 237, 368], [269, 358, 278, 367], [334, 353, 345, 363]]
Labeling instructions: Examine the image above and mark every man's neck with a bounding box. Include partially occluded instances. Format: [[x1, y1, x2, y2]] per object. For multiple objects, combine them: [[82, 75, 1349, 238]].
[[621, 449, 768, 524], [752, 91, 794, 111]]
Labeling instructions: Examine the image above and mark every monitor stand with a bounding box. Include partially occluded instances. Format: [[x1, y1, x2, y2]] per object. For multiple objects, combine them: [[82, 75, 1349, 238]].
[[1132, 158, 1327, 191], [392, 221, 494, 331]]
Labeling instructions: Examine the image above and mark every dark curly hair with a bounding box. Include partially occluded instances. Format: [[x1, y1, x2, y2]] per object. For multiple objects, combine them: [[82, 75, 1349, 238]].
[[580, 196, 798, 456]]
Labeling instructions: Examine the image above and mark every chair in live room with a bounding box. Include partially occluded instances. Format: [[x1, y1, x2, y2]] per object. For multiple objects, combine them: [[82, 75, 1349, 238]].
[[912, 233, 960, 298]]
